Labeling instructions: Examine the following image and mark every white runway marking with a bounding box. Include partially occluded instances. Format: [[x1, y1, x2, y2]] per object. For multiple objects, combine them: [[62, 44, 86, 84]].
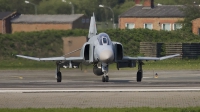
[[1, 88, 200, 93]]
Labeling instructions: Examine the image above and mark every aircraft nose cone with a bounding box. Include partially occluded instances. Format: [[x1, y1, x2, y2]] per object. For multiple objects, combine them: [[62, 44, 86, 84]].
[[99, 50, 114, 63]]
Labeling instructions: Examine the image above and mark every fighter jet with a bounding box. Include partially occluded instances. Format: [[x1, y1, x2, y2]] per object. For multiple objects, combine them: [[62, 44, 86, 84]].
[[16, 13, 180, 82]]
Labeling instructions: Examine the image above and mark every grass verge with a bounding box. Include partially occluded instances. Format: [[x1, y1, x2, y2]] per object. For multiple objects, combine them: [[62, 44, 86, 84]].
[[0, 107, 200, 112], [0, 58, 200, 70], [0, 58, 55, 70]]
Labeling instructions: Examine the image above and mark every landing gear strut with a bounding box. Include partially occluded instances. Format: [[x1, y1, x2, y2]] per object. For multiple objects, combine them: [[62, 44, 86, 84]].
[[137, 61, 143, 82], [102, 64, 109, 82], [56, 61, 62, 82]]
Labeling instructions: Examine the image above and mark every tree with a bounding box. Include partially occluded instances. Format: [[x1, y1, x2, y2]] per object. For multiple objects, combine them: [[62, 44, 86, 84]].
[[180, 4, 200, 32], [38, 0, 71, 14]]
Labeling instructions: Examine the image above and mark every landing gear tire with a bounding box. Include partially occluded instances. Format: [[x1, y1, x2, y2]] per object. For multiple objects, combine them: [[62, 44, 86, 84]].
[[137, 71, 142, 82], [105, 76, 109, 82], [102, 76, 109, 82], [57, 72, 62, 82], [102, 76, 105, 82]]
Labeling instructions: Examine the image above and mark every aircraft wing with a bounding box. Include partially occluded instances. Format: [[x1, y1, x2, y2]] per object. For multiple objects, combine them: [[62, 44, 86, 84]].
[[123, 54, 180, 61], [16, 55, 84, 62]]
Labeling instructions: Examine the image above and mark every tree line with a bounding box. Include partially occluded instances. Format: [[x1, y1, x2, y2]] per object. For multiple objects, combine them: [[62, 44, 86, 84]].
[[1, 0, 200, 23], [0, 28, 200, 58]]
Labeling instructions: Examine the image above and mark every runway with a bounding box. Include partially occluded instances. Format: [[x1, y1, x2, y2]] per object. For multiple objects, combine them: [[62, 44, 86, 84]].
[[0, 69, 200, 108]]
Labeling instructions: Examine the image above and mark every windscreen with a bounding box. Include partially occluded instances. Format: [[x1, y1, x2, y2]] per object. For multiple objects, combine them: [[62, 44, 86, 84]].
[[97, 33, 110, 45]]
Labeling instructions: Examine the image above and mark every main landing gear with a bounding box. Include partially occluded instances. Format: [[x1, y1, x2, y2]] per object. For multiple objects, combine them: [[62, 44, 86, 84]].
[[102, 64, 109, 82], [56, 61, 62, 82], [137, 61, 143, 82]]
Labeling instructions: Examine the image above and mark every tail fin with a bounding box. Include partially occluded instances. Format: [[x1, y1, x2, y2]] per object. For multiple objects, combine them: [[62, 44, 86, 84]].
[[88, 13, 97, 38]]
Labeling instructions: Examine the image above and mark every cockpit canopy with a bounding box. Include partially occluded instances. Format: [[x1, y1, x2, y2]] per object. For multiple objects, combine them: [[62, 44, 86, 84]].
[[97, 33, 110, 45]]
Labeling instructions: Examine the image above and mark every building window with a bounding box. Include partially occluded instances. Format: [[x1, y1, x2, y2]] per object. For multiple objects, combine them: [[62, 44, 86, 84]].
[[173, 23, 182, 30], [86, 19, 90, 23], [125, 23, 135, 29], [162, 23, 171, 31], [144, 23, 153, 29], [82, 19, 85, 23]]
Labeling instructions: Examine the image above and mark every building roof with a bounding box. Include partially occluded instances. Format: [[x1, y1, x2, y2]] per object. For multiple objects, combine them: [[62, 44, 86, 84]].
[[11, 14, 85, 23], [119, 5, 185, 18], [0, 12, 15, 20], [191, 18, 200, 22]]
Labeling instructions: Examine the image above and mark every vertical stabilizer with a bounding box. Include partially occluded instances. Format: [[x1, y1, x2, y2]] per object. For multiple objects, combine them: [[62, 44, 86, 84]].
[[88, 13, 97, 38]]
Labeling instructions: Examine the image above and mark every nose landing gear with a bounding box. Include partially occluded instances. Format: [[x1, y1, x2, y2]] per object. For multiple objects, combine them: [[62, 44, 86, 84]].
[[102, 64, 109, 82], [102, 75, 109, 82]]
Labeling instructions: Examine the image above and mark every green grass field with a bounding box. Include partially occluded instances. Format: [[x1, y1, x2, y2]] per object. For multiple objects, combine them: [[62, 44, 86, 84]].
[[0, 58, 200, 70], [0, 107, 200, 112], [0, 58, 55, 69], [143, 58, 200, 70]]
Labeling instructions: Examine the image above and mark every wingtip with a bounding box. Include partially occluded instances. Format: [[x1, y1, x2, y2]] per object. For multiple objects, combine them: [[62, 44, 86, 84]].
[[16, 55, 22, 57], [175, 54, 181, 56]]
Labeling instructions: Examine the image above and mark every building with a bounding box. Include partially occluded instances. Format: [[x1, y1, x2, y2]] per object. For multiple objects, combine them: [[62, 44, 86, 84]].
[[11, 14, 90, 33], [0, 12, 19, 34], [119, 0, 185, 31], [192, 18, 200, 35], [63, 36, 87, 57]]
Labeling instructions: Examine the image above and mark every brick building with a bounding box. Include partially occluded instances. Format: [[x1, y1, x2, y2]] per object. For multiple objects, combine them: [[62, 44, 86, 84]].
[[192, 18, 200, 35], [119, 0, 185, 31], [63, 36, 87, 57], [11, 14, 90, 33], [0, 12, 19, 34]]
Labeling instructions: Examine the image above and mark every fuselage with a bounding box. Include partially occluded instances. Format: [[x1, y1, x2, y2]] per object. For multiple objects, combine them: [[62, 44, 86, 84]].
[[88, 33, 114, 64]]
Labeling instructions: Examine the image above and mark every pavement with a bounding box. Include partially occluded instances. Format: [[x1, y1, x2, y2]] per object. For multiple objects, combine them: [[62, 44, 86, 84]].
[[0, 69, 200, 108]]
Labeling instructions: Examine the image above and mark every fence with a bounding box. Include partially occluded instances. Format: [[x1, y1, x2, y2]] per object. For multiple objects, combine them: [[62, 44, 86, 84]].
[[140, 42, 200, 59]]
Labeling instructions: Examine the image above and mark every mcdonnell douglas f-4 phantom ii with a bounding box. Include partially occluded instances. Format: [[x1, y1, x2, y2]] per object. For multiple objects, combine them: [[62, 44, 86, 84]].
[[16, 13, 180, 82]]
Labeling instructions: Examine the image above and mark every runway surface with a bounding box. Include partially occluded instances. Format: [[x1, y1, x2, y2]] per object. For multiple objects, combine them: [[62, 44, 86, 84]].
[[0, 69, 200, 108]]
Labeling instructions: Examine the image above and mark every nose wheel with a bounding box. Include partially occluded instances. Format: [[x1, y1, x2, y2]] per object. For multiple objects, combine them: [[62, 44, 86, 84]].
[[102, 76, 109, 82]]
